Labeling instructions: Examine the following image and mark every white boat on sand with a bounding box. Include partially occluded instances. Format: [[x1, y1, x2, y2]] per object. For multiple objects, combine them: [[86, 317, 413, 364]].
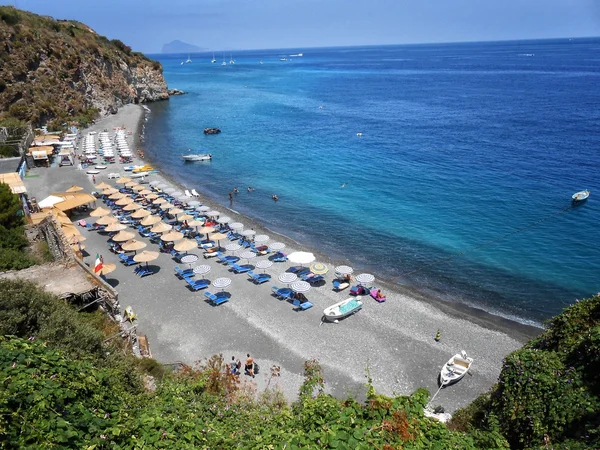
[[572, 190, 590, 203], [182, 153, 212, 162], [323, 298, 363, 322], [439, 351, 473, 386]]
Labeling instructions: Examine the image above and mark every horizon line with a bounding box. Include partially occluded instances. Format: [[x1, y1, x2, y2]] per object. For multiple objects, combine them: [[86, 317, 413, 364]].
[[150, 35, 600, 55]]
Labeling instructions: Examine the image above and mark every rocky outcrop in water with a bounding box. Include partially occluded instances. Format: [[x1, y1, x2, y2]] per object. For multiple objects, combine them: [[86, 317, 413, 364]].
[[0, 6, 169, 127]]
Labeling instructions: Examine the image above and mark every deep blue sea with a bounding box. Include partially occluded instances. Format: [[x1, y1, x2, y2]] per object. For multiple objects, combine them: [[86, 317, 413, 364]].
[[144, 39, 600, 326]]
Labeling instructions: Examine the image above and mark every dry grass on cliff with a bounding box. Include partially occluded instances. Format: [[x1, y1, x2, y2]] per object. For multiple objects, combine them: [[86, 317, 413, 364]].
[[0, 6, 165, 129]]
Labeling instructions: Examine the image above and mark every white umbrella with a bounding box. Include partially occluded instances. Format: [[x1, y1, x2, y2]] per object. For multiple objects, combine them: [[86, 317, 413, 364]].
[[217, 216, 232, 224], [239, 251, 256, 263], [225, 243, 242, 252], [241, 229, 256, 237], [206, 210, 220, 217], [254, 234, 269, 244], [193, 264, 211, 276], [335, 265, 354, 275], [255, 260, 273, 272], [170, 191, 184, 197], [287, 252, 315, 265], [197, 205, 210, 212], [229, 222, 244, 230], [269, 242, 286, 252], [187, 200, 201, 207], [355, 273, 375, 285], [278, 273, 297, 284], [212, 277, 231, 290], [149, 180, 161, 186], [164, 187, 176, 194], [290, 280, 311, 293]]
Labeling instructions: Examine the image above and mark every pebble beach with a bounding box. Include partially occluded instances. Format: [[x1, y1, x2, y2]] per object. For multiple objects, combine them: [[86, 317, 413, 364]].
[[24, 103, 539, 413]]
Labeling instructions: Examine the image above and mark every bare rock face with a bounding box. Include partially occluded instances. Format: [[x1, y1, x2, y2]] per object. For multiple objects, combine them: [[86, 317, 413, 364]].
[[0, 6, 170, 127]]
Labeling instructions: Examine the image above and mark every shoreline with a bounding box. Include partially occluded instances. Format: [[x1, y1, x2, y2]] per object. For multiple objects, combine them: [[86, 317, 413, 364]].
[[25, 104, 540, 413], [140, 106, 540, 342]]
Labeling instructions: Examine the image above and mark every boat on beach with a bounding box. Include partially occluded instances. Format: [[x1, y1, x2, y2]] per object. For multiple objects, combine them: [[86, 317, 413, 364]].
[[323, 298, 363, 322], [572, 190, 590, 203], [439, 351, 473, 386], [182, 153, 212, 162]]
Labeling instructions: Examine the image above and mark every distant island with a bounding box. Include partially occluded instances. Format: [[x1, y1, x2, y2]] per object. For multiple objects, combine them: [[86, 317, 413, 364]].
[[162, 40, 204, 54]]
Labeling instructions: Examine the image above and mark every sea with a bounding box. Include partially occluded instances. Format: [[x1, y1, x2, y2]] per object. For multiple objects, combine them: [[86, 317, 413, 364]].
[[143, 38, 600, 326]]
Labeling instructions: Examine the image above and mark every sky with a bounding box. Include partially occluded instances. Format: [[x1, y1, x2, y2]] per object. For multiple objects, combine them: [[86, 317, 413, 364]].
[[2, 0, 600, 53]]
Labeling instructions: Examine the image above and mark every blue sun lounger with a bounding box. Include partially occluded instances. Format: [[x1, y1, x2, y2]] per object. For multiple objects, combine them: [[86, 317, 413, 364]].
[[272, 252, 287, 262], [174, 265, 193, 278], [271, 286, 293, 300], [186, 278, 210, 291], [218, 254, 239, 265], [292, 299, 313, 310], [136, 266, 155, 277], [230, 263, 252, 274], [247, 271, 271, 284], [119, 254, 138, 266], [205, 291, 229, 305]]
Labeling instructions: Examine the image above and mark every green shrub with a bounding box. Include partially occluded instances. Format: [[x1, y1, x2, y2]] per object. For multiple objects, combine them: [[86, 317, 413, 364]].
[[0, 7, 19, 25]]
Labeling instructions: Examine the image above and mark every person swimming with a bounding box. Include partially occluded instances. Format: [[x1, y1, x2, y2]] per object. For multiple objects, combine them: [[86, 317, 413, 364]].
[[272, 194, 279, 201]]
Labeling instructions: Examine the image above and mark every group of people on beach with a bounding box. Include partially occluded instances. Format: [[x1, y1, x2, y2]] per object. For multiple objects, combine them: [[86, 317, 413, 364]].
[[228, 186, 278, 204], [230, 354, 258, 378]]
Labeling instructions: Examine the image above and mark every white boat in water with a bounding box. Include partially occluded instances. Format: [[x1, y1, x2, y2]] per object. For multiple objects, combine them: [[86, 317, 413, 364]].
[[211, 53, 216, 63], [572, 190, 590, 203], [185, 54, 192, 63], [182, 153, 212, 162], [323, 298, 363, 322], [439, 351, 473, 386]]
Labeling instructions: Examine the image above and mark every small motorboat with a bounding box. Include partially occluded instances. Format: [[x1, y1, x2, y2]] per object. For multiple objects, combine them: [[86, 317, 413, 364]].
[[130, 171, 148, 178], [204, 128, 221, 135], [439, 351, 473, 386], [323, 298, 363, 322], [133, 165, 153, 173], [572, 190, 590, 203], [182, 153, 212, 162]]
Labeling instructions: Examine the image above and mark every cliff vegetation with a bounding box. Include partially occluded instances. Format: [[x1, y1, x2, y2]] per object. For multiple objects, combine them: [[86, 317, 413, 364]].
[[0, 6, 168, 129]]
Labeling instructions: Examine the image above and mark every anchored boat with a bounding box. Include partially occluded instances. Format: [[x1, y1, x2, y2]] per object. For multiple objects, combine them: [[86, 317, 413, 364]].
[[182, 153, 212, 162], [572, 190, 590, 203]]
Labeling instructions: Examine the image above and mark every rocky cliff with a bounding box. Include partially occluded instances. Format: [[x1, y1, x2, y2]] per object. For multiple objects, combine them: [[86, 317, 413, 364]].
[[0, 7, 169, 128]]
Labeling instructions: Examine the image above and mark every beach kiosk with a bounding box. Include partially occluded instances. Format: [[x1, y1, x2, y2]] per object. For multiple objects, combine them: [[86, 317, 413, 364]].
[[58, 148, 74, 166]]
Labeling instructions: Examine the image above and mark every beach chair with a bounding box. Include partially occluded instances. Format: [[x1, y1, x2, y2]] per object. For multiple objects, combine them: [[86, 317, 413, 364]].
[[350, 285, 367, 296], [370, 288, 387, 303], [120, 255, 138, 266], [205, 291, 229, 306], [272, 252, 287, 263], [203, 249, 219, 259], [231, 264, 252, 274], [247, 271, 271, 284], [292, 299, 313, 311], [191, 189, 199, 197], [174, 265, 194, 279], [186, 278, 210, 291], [170, 250, 186, 262], [301, 273, 324, 284], [185, 190, 192, 197], [287, 266, 306, 274], [218, 254, 239, 265], [137, 267, 155, 277], [333, 279, 350, 291], [271, 286, 293, 300]]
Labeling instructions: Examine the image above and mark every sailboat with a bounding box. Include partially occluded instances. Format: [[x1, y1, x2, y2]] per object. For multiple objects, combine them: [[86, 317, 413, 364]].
[[229, 54, 235, 64], [259, 60, 263, 64], [211, 52, 216, 63], [221, 54, 227, 66], [185, 54, 192, 63]]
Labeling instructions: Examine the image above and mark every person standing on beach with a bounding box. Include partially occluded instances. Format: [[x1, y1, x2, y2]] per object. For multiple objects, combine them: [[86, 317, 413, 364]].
[[229, 192, 233, 205]]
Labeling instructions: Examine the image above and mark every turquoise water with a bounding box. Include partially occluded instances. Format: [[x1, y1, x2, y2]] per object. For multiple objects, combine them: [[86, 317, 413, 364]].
[[144, 39, 600, 325]]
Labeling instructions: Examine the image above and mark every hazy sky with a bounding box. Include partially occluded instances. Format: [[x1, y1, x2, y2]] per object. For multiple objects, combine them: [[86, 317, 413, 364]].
[[3, 0, 600, 53]]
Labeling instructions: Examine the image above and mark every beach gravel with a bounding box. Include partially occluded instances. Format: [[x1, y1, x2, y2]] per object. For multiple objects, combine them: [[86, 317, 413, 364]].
[[23, 104, 536, 412]]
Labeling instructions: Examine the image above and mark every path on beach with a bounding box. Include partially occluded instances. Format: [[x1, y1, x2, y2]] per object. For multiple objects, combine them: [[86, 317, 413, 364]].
[[24, 104, 530, 412]]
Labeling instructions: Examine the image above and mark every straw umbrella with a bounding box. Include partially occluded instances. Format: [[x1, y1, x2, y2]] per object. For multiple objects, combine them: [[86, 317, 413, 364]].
[[139, 189, 153, 196], [141, 215, 162, 226], [116, 197, 134, 206], [177, 214, 193, 222], [169, 207, 184, 216], [153, 197, 167, 205], [211, 232, 228, 250], [95, 182, 111, 190], [131, 208, 151, 219], [121, 239, 147, 252], [112, 230, 136, 242], [161, 231, 184, 242], [95, 215, 118, 225], [116, 177, 132, 184], [151, 222, 172, 234], [145, 193, 159, 200], [90, 206, 111, 217], [160, 202, 175, 211], [123, 202, 143, 211], [174, 239, 198, 253], [66, 185, 84, 193], [67, 234, 86, 244], [98, 263, 117, 277], [102, 187, 119, 195], [109, 192, 127, 200], [132, 185, 146, 192], [104, 223, 127, 232], [133, 250, 159, 269], [198, 226, 215, 242]]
